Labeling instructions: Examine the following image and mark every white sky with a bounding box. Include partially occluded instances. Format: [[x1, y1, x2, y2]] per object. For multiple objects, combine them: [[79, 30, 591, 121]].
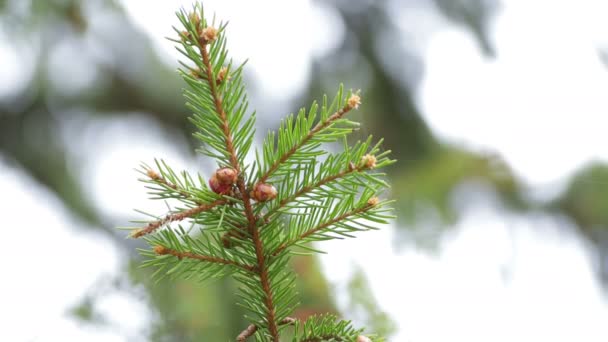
[[321, 190, 608, 342], [420, 0, 608, 187], [120, 0, 343, 102], [1, 0, 608, 341]]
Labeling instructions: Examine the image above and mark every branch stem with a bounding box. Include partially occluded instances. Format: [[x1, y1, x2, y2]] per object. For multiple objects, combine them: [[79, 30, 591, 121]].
[[198, 38, 240, 172], [131, 199, 226, 238], [199, 37, 281, 341], [154, 246, 255, 272]]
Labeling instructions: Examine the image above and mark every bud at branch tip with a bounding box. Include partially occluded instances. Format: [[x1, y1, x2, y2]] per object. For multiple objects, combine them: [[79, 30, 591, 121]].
[[348, 93, 361, 109], [367, 197, 379, 206], [361, 154, 377, 169], [202, 26, 218, 43], [147, 169, 161, 180]]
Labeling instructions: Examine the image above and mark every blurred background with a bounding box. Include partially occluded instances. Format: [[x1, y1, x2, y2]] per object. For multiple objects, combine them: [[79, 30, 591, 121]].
[[1, 0, 608, 341]]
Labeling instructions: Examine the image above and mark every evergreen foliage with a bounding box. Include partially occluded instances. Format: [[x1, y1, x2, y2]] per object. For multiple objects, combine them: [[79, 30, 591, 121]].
[[125, 3, 394, 341]]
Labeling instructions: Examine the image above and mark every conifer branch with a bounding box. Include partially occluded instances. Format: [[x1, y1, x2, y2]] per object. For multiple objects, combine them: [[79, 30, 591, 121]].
[[272, 202, 378, 256], [128, 4, 392, 340], [130, 199, 226, 238], [236, 317, 296, 342], [153, 245, 256, 272], [258, 95, 361, 184]]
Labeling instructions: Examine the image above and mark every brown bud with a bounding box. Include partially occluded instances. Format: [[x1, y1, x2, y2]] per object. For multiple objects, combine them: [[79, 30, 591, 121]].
[[361, 154, 377, 169], [189, 12, 201, 28], [180, 30, 191, 42], [201, 27, 218, 43], [347, 94, 361, 109], [215, 167, 238, 185], [250, 183, 277, 202], [216, 66, 230, 84], [153, 245, 167, 255], [146, 169, 161, 180], [356, 336, 372, 342], [367, 196, 379, 206], [209, 173, 232, 194]]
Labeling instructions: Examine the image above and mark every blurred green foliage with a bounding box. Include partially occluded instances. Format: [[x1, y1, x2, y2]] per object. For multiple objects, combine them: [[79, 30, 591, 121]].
[[347, 267, 396, 337], [557, 163, 608, 229]]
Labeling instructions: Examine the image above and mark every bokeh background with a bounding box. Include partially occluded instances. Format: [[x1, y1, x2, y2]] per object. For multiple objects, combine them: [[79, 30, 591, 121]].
[[2, 0, 608, 341]]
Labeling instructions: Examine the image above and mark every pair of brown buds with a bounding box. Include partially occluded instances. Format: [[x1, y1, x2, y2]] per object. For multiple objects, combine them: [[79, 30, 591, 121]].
[[209, 168, 277, 202]]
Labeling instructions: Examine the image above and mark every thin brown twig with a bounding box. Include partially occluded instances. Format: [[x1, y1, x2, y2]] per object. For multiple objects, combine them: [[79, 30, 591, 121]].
[[197, 37, 240, 172], [131, 199, 226, 238], [198, 33, 281, 341], [271, 203, 375, 257], [236, 317, 296, 342], [257, 101, 358, 185], [153, 245, 256, 272], [146, 169, 199, 202]]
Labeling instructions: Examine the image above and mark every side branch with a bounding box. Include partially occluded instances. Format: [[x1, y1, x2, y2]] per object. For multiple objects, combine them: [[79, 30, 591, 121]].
[[272, 202, 376, 256], [258, 95, 360, 184], [264, 163, 368, 221], [236, 317, 296, 342], [153, 245, 255, 272], [146, 169, 197, 202], [131, 199, 226, 238]]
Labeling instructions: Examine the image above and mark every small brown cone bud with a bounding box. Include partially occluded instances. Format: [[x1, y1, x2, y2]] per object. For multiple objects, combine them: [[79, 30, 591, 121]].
[[180, 30, 191, 42], [147, 169, 161, 180], [189, 12, 201, 28], [216, 67, 230, 84], [209, 174, 232, 194], [356, 336, 372, 342], [367, 196, 379, 206], [251, 183, 277, 202], [153, 245, 167, 255], [215, 167, 238, 185], [347, 94, 361, 109], [201, 27, 218, 43], [361, 154, 377, 169]]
